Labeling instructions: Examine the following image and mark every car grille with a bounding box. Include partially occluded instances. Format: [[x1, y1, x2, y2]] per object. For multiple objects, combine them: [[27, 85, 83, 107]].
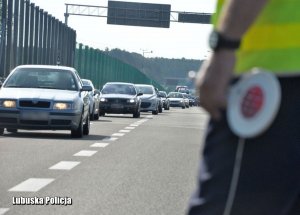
[[51, 120, 71, 126], [107, 98, 127, 104], [20, 120, 48, 125], [141, 102, 151, 108], [0, 117, 17, 123], [19, 100, 51, 108]]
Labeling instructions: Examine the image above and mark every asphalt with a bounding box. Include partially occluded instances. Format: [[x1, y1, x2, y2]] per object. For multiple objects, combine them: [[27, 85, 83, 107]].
[[0, 107, 208, 215]]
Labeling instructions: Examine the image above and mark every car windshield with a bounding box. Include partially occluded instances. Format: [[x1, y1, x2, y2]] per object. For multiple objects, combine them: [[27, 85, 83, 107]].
[[168, 93, 183, 98], [101, 84, 136, 95], [82, 80, 94, 89], [159, 92, 167, 98], [136, 86, 154, 94], [4, 68, 78, 91]]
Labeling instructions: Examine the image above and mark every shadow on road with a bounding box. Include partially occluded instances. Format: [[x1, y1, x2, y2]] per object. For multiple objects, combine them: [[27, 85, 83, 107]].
[[1, 132, 109, 141]]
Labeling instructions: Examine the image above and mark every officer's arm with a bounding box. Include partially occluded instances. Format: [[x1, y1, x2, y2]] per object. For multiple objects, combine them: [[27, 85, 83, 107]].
[[217, 0, 268, 40], [196, 0, 269, 119]]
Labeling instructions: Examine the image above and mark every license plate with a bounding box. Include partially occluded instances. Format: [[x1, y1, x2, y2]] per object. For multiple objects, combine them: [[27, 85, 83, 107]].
[[20, 111, 49, 120], [111, 104, 123, 109]]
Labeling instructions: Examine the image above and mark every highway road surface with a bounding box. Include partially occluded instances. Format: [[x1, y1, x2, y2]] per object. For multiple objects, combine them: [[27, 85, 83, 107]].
[[0, 107, 208, 215]]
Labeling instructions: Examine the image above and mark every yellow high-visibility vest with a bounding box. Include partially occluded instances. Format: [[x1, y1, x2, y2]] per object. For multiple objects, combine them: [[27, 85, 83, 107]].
[[213, 0, 300, 74]]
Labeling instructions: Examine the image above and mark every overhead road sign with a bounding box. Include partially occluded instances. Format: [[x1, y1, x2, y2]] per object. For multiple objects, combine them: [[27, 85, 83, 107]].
[[107, 1, 171, 28], [178, 13, 211, 24]]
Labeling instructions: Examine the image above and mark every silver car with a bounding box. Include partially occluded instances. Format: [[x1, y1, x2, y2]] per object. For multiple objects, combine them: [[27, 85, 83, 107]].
[[135, 84, 160, 115], [0, 65, 92, 138], [82, 79, 101, 121]]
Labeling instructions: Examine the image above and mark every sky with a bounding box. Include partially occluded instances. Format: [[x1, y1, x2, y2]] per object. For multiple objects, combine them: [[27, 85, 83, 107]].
[[31, 0, 217, 60]]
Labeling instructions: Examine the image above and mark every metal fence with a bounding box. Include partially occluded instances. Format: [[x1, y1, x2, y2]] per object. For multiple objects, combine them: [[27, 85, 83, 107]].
[[74, 44, 165, 90], [0, 0, 164, 90], [0, 0, 76, 78]]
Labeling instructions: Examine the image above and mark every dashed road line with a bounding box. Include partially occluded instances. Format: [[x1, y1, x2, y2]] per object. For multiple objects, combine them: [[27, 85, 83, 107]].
[[112, 133, 125, 137], [90, 143, 110, 148], [119, 130, 130, 133], [130, 124, 139, 127], [49, 161, 80, 170], [125, 127, 135, 130], [0, 208, 9, 215], [73, 150, 98, 157], [9, 178, 55, 192], [103, 137, 118, 141]]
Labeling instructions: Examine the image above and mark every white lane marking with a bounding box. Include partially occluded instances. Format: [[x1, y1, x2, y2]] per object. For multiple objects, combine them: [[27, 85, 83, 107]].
[[112, 133, 125, 137], [90, 143, 109, 148], [73, 150, 97, 157], [90, 122, 93, 125], [9, 178, 55, 192], [119, 130, 130, 133], [146, 116, 153, 118], [103, 137, 118, 141], [0, 208, 9, 215], [49, 161, 80, 170], [130, 124, 139, 127], [125, 127, 135, 130]]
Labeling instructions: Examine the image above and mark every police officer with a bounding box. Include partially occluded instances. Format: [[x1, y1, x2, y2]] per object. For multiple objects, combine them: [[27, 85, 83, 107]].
[[188, 0, 300, 214]]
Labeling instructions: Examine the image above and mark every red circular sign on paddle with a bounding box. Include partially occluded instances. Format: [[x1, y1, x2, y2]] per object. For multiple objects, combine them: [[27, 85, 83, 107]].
[[241, 86, 264, 118]]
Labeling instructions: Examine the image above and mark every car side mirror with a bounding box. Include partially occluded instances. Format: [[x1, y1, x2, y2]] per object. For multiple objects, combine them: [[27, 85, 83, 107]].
[[137, 92, 143, 96], [81, 85, 93, 92]]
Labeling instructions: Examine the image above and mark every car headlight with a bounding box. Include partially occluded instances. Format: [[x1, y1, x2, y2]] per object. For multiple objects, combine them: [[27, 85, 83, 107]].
[[180, 100, 184, 103], [127, 99, 136, 103], [0, 100, 17, 108], [53, 102, 72, 110], [100, 98, 107, 102]]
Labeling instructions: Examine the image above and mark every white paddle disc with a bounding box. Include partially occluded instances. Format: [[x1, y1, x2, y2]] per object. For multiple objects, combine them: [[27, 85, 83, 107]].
[[227, 69, 281, 138]]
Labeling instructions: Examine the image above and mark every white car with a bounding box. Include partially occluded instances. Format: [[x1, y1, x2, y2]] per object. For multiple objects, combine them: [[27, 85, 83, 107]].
[[168, 92, 185, 109], [135, 84, 161, 115], [0, 65, 92, 138]]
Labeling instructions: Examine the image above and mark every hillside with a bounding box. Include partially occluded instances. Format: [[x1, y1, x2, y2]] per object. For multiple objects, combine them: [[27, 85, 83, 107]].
[[107, 49, 203, 90]]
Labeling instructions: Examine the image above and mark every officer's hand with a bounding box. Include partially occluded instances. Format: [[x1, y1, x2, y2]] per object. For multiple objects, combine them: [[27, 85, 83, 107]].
[[196, 50, 236, 120]]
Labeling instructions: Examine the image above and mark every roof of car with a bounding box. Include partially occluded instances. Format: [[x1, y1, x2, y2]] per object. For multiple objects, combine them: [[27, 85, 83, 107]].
[[14, 65, 76, 71], [135, 84, 154, 87], [105, 82, 134, 85]]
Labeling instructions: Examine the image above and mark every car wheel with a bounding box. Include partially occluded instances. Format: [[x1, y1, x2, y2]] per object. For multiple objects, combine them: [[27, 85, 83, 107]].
[[182, 106, 185, 109], [158, 105, 163, 113], [0, 128, 4, 135], [71, 113, 83, 138], [152, 106, 158, 115], [94, 107, 100, 120], [7, 129, 18, 133], [90, 106, 95, 121], [100, 111, 105, 117], [133, 108, 141, 118], [83, 113, 90, 135]]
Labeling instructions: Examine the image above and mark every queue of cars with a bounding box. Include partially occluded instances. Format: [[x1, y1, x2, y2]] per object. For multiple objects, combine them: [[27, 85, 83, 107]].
[[0, 65, 198, 138]]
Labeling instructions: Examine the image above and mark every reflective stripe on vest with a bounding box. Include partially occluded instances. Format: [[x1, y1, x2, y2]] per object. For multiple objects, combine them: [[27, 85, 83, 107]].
[[213, 0, 300, 74]]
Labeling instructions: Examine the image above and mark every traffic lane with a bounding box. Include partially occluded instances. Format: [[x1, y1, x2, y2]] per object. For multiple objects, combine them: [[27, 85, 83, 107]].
[[0, 114, 149, 209], [5, 108, 207, 215]]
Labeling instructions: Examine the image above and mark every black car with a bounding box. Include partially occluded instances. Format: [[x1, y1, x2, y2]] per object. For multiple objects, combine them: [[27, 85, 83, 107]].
[[99, 82, 143, 118]]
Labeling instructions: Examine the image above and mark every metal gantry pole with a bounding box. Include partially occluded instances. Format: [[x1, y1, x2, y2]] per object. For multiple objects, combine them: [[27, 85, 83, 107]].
[[23, 0, 29, 64]]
